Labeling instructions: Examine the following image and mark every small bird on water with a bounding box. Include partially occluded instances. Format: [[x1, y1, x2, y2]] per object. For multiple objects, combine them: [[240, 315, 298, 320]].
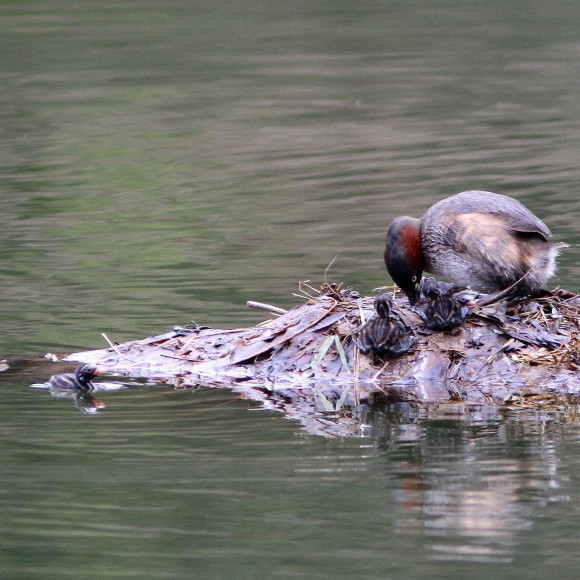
[[49, 363, 105, 391], [384, 190, 567, 305], [352, 294, 416, 357]]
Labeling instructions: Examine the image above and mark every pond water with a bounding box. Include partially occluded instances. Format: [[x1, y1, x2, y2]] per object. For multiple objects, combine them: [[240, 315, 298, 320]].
[[1, 1, 580, 578]]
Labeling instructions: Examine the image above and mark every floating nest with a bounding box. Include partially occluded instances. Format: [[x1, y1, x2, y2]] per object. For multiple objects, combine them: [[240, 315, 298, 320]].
[[61, 281, 580, 433]]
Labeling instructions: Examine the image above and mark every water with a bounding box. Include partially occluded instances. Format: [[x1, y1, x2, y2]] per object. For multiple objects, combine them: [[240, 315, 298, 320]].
[[1, 1, 580, 577], [3, 377, 580, 578]]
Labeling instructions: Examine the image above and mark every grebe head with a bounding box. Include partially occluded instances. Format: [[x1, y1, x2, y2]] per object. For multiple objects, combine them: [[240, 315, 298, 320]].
[[384, 216, 423, 305]]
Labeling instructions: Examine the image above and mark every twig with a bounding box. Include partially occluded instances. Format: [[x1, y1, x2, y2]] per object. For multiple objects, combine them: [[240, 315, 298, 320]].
[[353, 348, 360, 406], [373, 359, 390, 380], [537, 303, 550, 329], [357, 300, 367, 325], [372, 285, 398, 294], [293, 280, 319, 301], [475, 269, 533, 307], [101, 333, 138, 363], [246, 301, 288, 315], [323, 253, 341, 283], [471, 338, 516, 377]]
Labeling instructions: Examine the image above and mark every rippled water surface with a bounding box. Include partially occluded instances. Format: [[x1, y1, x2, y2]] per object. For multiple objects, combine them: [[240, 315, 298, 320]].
[[2, 1, 580, 578]]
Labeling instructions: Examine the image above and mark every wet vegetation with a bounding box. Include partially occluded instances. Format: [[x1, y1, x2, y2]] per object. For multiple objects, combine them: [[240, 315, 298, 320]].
[[57, 282, 580, 433]]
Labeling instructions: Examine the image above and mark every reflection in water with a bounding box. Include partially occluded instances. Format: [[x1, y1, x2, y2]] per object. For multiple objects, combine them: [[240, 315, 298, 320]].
[[48, 383, 106, 414], [11, 372, 580, 575], [366, 403, 568, 563]]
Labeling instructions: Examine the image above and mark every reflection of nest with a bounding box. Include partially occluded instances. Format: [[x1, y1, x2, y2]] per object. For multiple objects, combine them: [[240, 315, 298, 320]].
[[63, 282, 580, 434]]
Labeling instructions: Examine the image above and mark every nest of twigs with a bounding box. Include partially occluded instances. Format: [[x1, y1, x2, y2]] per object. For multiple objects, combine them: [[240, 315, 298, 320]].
[[60, 283, 579, 411]]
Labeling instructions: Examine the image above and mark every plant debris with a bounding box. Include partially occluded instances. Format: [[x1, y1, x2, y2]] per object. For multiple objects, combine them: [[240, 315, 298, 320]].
[[57, 282, 580, 426]]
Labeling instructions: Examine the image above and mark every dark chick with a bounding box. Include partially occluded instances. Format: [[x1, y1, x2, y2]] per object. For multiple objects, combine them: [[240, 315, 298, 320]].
[[384, 190, 566, 305], [353, 294, 416, 357], [416, 278, 475, 331], [49, 363, 105, 391]]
